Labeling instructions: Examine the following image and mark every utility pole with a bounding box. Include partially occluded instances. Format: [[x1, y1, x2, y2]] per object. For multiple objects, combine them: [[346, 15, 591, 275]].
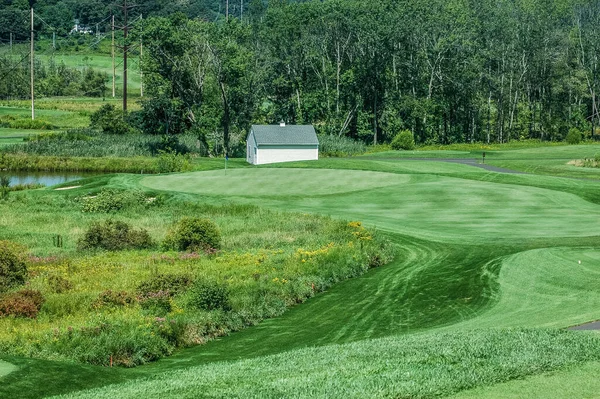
[[139, 13, 143, 98], [226, 0, 229, 20], [52, 31, 55, 49], [112, 14, 115, 98], [9, 33, 12, 52], [240, 0, 243, 20], [123, 0, 128, 112], [30, 2, 35, 120]]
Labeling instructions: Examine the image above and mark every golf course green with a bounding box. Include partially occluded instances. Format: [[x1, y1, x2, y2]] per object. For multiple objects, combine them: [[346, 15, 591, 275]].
[[0, 360, 17, 378], [1, 146, 600, 398]]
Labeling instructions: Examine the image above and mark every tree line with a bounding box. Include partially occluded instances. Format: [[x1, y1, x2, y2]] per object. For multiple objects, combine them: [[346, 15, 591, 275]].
[[3, 0, 600, 150], [139, 0, 600, 151]]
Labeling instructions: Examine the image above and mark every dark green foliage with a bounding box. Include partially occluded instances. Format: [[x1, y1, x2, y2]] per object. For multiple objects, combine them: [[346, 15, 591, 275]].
[[3, 130, 207, 159], [0, 176, 9, 201], [566, 128, 583, 144], [0, 241, 27, 292], [138, 96, 189, 136], [80, 68, 108, 98], [137, 274, 192, 297], [391, 130, 415, 150], [47, 275, 73, 294], [77, 220, 154, 251], [80, 189, 147, 213], [92, 290, 137, 310], [186, 279, 231, 311], [162, 218, 221, 252], [89, 104, 132, 135], [0, 289, 45, 319]]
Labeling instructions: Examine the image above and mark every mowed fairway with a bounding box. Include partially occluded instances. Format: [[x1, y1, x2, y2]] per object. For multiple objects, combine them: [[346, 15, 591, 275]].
[[0, 360, 17, 378], [142, 168, 410, 197], [3, 152, 600, 398], [143, 168, 600, 243]]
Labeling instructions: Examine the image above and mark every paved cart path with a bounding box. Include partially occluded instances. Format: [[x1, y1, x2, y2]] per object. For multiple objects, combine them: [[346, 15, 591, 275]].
[[569, 320, 600, 330]]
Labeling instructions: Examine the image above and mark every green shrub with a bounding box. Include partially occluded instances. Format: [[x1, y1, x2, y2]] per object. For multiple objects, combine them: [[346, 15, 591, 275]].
[[92, 290, 137, 309], [80, 189, 147, 213], [156, 152, 192, 173], [137, 273, 192, 297], [77, 219, 154, 251], [47, 275, 73, 294], [186, 279, 231, 311], [391, 130, 415, 150], [0, 289, 45, 318], [0, 241, 28, 292], [566, 128, 583, 144], [162, 218, 221, 252], [89, 104, 132, 135], [138, 291, 172, 316]]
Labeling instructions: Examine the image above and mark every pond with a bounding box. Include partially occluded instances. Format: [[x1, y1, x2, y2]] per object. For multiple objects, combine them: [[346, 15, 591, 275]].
[[1, 171, 97, 187]]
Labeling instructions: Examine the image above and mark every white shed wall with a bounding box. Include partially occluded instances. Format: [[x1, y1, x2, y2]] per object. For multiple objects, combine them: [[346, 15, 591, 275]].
[[246, 133, 257, 164], [255, 146, 318, 165]]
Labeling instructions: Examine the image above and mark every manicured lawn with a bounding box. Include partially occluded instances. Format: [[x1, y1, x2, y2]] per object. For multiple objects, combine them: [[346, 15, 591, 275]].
[[0, 359, 17, 378], [1, 144, 600, 398], [449, 362, 600, 399]]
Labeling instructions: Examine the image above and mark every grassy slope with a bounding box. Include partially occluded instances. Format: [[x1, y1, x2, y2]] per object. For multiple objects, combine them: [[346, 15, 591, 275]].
[[58, 330, 600, 399], [1, 145, 600, 398], [449, 362, 600, 399]]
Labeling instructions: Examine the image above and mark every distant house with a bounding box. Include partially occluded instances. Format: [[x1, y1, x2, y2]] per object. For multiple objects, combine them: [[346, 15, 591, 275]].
[[70, 21, 93, 35], [246, 123, 319, 165]]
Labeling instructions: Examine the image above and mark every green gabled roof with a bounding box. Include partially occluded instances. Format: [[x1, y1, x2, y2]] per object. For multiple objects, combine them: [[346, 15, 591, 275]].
[[251, 125, 319, 146]]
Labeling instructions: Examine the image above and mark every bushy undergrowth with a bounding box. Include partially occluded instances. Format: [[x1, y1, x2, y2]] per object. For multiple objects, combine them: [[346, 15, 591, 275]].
[[0, 241, 28, 292], [137, 274, 192, 297], [77, 220, 154, 251], [162, 218, 221, 252], [318, 134, 367, 157], [0, 289, 45, 318], [1, 128, 207, 158], [187, 279, 232, 311], [0, 153, 160, 173], [0, 193, 394, 366], [79, 189, 148, 213]]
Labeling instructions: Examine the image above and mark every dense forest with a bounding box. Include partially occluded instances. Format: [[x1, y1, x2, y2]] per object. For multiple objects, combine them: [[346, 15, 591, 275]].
[[2, 0, 600, 147]]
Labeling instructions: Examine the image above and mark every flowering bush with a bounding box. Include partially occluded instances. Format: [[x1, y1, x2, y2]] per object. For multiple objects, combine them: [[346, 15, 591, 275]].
[[0, 289, 45, 318]]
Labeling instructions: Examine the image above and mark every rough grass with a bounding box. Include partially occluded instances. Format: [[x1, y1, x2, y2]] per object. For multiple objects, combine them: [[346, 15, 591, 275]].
[[55, 329, 600, 399]]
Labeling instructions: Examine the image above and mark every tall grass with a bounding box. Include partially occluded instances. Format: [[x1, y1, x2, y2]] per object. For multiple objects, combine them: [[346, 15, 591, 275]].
[[318, 134, 367, 157], [0, 185, 394, 367], [1, 129, 207, 158]]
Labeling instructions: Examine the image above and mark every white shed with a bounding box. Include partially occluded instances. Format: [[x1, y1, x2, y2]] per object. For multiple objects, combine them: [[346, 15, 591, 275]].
[[246, 123, 319, 165]]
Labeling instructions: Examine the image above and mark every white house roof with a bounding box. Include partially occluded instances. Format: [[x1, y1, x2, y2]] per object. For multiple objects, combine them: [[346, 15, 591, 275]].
[[251, 124, 319, 146]]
